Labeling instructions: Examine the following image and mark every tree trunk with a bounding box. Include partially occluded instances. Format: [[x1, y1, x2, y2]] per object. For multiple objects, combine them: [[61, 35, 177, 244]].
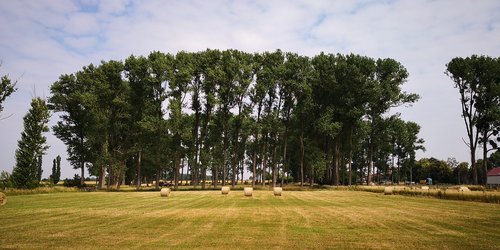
[[262, 142, 268, 187], [80, 161, 85, 186], [367, 144, 373, 185], [223, 123, 228, 186], [348, 126, 353, 186], [281, 126, 288, 187], [240, 160, 244, 185], [341, 152, 345, 186], [155, 169, 160, 190], [471, 146, 477, 185], [334, 142, 340, 186], [272, 139, 278, 188], [231, 148, 238, 188], [397, 158, 401, 184], [79, 135, 85, 186], [214, 164, 219, 188], [136, 151, 142, 190], [181, 158, 185, 186], [117, 165, 123, 190], [300, 131, 305, 187], [252, 131, 258, 187], [98, 165, 105, 190], [201, 165, 206, 189], [483, 129, 488, 185], [174, 152, 180, 190], [193, 109, 200, 188], [106, 164, 112, 190], [309, 164, 314, 187]]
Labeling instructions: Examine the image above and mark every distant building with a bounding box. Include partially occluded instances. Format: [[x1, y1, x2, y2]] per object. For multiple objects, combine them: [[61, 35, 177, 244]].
[[486, 167, 500, 185]]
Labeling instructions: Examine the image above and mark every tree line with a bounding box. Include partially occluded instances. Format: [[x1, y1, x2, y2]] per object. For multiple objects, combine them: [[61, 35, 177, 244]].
[[46, 49, 426, 190], [4, 52, 499, 189]]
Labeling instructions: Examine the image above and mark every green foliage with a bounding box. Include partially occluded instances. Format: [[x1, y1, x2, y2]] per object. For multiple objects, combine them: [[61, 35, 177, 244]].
[[49, 50, 422, 189], [12, 98, 50, 189], [0, 66, 17, 114], [446, 55, 500, 184], [50, 155, 61, 184], [0, 170, 13, 189], [488, 150, 500, 166], [48, 71, 94, 185], [63, 175, 85, 188], [414, 158, 453, 184]]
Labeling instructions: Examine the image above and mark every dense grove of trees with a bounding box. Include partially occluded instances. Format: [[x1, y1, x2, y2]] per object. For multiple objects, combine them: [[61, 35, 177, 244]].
[[2, 52, 499, 189], [446, 55, 500, 184], [48, 49, 427, 190]]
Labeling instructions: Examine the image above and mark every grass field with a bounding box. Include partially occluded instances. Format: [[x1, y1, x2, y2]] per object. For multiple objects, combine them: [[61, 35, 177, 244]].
[[1, 190, 499, 249]]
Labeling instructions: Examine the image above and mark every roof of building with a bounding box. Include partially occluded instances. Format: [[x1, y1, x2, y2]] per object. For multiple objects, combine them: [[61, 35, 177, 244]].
[[487, 167, 500, 176]]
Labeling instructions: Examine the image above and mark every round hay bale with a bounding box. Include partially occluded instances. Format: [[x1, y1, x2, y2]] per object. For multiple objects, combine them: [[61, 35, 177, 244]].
[[459, 186, 470, 192], [273, 187, 282, 196], [244, 187, 253, 197], [221, 186, 230, 195], [160, 188, 171, 197], [421, 186, 429, 190], [384, 186, 393, 195], [0, 192, 6, 206]]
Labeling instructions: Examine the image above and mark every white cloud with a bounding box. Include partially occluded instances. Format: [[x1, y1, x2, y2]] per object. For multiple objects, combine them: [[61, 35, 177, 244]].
[[0, 0, 499, 178], [63, 12, 101, 36], [64, 36, 99, 50]]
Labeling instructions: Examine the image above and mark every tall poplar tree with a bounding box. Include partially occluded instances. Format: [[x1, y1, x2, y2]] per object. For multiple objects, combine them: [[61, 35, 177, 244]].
[[365, 58, 418, 184], [12, 98, 50, 189], [50, 155, 61, 184]]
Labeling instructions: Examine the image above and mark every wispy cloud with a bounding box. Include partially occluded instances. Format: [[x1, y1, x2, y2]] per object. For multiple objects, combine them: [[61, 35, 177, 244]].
[[0, 0, 499, 177]]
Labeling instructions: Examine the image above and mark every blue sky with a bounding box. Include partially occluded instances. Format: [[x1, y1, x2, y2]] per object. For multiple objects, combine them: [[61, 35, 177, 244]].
[[1, 0, 499, 178]]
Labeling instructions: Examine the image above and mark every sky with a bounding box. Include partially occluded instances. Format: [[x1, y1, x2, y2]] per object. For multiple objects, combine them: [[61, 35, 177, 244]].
[[0, 0, 499, 179]]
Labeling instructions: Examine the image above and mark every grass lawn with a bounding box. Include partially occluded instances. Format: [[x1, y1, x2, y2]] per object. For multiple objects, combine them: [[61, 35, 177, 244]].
[[1, 190, 499, 249]]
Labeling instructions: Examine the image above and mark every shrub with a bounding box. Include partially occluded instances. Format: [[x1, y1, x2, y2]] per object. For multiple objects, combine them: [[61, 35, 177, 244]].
[[0, 171, 13, 190], [63, 175, 86, 188]]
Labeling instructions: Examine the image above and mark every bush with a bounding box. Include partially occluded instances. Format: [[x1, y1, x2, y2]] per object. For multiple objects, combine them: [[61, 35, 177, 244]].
[[0, 171, 13, 190], [63, 175, 86, 188]]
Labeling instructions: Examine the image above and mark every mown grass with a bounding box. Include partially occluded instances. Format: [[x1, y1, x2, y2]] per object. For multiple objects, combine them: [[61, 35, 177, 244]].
[[1, 190, 499, 249]]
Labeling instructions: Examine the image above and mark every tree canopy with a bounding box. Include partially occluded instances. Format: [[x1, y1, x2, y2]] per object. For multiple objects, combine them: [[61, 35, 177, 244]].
[[50, 50, 423, 189], [446, 55, 500, 184]]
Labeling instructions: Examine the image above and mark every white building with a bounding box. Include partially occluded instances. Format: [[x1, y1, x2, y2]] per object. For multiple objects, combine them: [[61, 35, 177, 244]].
[[486, 167, 500, 185]]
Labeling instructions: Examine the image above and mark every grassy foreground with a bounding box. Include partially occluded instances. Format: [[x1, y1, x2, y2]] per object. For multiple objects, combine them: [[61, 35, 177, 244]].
[[1, 191, 499, 249]]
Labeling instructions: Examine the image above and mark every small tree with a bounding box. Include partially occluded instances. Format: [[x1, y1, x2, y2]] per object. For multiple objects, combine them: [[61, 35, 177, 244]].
[[50, 155, 61, 184], [11, 98, 50, 189], [0, 171, 13, 190]]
